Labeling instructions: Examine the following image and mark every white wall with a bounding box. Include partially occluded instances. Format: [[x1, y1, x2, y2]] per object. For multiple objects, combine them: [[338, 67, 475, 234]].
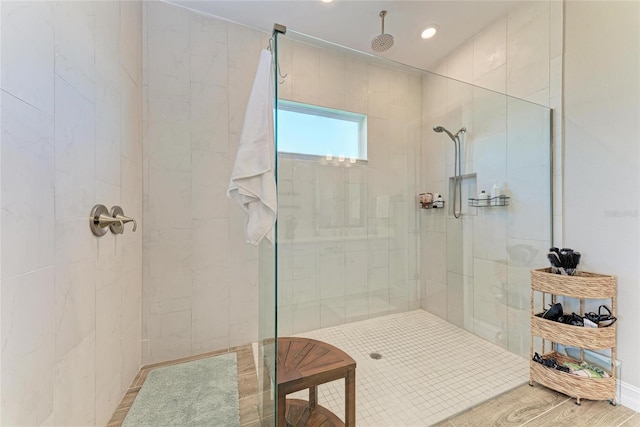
[[564, 0, 640, 408], [0, 1, 143, 425], [142, 2, 268, 364]]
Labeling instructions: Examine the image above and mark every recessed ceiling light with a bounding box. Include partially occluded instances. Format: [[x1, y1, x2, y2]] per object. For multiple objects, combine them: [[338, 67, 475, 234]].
[[321, 0, 333, 3], [421, 26, 438, 39]]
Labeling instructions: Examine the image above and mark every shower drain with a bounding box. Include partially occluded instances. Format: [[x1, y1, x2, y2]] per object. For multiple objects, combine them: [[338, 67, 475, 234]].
[[369, 352, 382, 360]]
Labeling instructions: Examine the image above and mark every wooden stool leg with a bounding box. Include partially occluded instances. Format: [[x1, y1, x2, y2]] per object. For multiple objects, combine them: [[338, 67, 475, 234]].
[[345, 369, 356, 427], [309, 386, 317, 409], [277, 391, 286, 426]]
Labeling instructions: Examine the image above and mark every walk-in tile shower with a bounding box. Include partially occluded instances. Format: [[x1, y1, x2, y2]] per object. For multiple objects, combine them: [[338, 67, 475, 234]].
[[258, 27, 552, 425]]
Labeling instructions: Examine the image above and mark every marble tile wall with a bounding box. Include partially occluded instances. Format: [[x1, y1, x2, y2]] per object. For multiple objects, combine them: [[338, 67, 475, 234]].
[[275, 37, 422, 336], [430, 1, 563, 246], [420, 1, 556, 357], [1, 1, 143, 425], [143, 2, 423, 348], [142, 2, 269, 364]]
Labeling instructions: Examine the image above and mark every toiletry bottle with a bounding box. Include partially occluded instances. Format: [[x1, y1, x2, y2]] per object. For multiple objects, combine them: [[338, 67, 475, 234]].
[[491, 180, 501, 205], [478, 190, 489, 206]]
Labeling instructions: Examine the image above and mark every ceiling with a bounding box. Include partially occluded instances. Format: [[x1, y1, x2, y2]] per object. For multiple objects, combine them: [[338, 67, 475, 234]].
[[168, 1, 517, 71]]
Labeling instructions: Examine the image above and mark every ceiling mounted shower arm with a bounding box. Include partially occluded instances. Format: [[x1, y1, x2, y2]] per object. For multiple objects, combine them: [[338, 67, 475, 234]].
[[371, 10, 394, 52]]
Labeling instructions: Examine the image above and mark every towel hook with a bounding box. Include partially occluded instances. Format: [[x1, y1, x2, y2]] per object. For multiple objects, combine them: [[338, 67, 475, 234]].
[[268, 37, 287, 84]]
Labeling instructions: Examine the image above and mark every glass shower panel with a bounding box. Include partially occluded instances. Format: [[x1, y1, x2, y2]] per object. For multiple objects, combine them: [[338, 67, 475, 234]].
[[257, 241, 276, 423], [255, 30, 283, 424], [505, 99, 552, 357], [275, 32, 422, 337], [422, 74, 551, 355], [466, 84, 509, 347], [270, 23, 551, 426]]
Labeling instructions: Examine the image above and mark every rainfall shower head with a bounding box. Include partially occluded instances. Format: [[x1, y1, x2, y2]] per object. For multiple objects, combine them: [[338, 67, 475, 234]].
[[371, 10, 394, 52]]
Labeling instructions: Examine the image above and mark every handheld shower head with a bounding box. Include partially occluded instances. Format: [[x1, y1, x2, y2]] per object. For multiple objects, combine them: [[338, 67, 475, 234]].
[[433, 125, 467, 220], [433, 126, 466, 141], [433, 126, 456, 142], [371, 11, 394, 52]]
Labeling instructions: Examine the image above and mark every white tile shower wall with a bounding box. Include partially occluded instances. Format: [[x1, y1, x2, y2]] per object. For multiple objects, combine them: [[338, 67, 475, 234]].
[[275, 37, 422, 335], [431, 0, 562, 242], [0, 1, 143, 425], [142, 2, 268, 363], [421, 1, 556, 352]]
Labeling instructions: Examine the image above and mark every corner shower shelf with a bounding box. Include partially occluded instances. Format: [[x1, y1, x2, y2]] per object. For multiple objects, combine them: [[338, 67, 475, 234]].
[[420, 200, 444, 210], [468, 195, 510, 207]]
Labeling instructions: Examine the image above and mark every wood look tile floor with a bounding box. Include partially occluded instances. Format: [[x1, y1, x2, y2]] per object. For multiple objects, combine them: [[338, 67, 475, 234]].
[[436, 384, 640, 427], [109, 346, 639, 427]]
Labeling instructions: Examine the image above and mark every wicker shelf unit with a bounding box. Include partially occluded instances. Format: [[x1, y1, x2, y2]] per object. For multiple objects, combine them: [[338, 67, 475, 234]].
[[529, 267, 617, 405]]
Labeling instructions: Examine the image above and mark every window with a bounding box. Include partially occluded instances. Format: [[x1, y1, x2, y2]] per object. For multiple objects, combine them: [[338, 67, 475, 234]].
[[276, 100, 367, 160]]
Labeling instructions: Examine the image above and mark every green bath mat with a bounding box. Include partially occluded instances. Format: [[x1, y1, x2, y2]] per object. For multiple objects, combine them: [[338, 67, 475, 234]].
[[122, 353, 240, 427]]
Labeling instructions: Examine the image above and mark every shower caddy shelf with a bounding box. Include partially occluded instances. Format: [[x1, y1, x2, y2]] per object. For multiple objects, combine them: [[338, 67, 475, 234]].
[[529, 267, 617, 405], [468, 195, 510, 207], [419, 200, 444, 210]]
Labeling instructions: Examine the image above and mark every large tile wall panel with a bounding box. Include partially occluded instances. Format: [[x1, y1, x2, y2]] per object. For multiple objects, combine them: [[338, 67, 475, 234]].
[[0, 268, 55, 426], [428, 0, 562, 245], [1, 1, 143, 425], [505, 1, 550, 102], [53, 333, 96, 426], [473, 16, 507, 85], [446, 40, 474, 83], [1, 92, 55, 280], [54, 1, 96, 102], [143, 3, 422, 350], [1, 1, 55, 115], [142, 2, 266, 363], [143, 1, 192, 363], [95, 234, 124, 426]]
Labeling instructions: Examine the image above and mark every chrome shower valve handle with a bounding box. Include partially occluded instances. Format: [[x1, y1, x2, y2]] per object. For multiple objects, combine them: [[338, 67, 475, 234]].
[[115, 214, 137, 232], [109, 206, 137, 234], [90, 204, 124, 236]]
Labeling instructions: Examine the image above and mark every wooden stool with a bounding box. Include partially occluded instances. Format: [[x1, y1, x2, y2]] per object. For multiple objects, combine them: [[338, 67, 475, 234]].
[[277, 337, 356, 427]]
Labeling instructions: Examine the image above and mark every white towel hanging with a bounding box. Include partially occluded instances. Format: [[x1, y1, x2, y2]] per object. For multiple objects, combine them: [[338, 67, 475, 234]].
[[227, 49, 277, 246]]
